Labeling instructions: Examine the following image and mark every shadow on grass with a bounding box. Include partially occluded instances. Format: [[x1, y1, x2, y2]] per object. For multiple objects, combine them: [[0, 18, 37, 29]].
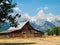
[[0, 42, 36, 45]]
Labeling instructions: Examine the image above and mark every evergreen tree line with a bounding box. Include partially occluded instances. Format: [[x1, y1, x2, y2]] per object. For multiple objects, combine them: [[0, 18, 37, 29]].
[[46, 26, 60, 36]]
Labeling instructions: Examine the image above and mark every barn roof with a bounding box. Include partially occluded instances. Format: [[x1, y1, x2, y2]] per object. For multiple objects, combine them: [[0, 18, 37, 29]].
[[8, 21, 27, 30], [0, 21, 44, 33], [0, 21, 28, 33]]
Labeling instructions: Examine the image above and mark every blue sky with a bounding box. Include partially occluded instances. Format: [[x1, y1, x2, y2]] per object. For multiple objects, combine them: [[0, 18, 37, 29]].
[[13, 0, 60, 16]]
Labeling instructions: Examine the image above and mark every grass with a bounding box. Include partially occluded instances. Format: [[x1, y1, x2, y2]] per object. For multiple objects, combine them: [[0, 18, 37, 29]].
[[0, 36, 60, 45]]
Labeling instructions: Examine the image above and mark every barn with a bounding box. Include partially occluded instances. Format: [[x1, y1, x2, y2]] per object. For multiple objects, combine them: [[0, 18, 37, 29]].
[[0, 21, 44, 38]]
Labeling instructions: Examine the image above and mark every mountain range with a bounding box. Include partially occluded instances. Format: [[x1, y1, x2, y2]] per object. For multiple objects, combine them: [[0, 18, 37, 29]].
[[0, 10, 60, 32]]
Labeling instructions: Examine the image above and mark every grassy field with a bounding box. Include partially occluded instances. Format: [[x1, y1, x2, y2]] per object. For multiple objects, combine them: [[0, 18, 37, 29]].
[[0, 36, 60, 45]]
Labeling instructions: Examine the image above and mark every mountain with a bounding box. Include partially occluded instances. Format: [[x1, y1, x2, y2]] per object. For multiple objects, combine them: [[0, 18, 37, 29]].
[[52, 19, 60, 26], [30, 21, 55, 32], [0, 22, 10, 30], [0, 10, 60, 32]]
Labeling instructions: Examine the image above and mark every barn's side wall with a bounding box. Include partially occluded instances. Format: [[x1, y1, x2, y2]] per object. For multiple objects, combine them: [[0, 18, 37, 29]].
[[8, 22, 44, 38]]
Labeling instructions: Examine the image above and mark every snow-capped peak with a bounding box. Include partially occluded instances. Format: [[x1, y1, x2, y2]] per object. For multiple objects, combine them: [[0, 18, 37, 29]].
[[0, 10, 60, 31], [47, 18, 52, 22]]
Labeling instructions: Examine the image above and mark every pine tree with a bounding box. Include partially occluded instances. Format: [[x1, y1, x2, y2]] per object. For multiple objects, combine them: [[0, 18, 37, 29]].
[[52, 26, 60, 36], [0, 0, 21, 27], [46, 28, 51, 35]]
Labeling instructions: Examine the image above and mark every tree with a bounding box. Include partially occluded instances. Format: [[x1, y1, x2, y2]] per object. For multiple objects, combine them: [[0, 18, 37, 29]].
[[58, 27, 60, 35], [46, 26, 60, 36], [46, 28, 51, 35], [0, 30, 3, 32], [0, 0, 21, 27], [50, 30, 54, 36], [52, 26, 60, 36]]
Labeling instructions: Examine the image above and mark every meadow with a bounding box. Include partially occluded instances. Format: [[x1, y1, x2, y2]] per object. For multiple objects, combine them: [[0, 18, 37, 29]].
[[0, 36, 60, 45]]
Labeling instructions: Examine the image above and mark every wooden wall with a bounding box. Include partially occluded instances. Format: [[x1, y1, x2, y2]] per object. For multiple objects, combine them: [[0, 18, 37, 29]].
[[8, 22, 44, 38]]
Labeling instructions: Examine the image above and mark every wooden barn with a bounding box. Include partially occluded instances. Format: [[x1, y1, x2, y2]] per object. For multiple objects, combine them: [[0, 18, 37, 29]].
[[0, 21, 44, 38]]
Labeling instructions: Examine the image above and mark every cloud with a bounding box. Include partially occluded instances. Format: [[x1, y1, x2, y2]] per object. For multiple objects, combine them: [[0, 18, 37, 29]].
[[8, 9, 60, 27], [13, 7, 21, 12], [37, 7, 43, 10], [44, 6, 48, 10], [37, 6, 48, 11], [22, 13, 30, 19], [17, 13, 31, 22]]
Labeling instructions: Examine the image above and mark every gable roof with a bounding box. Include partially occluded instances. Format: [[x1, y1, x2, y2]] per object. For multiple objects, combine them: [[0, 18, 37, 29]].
[[0, 21, 44, 33], [8, 21, 28, 30], [0, 21, 28, 33]]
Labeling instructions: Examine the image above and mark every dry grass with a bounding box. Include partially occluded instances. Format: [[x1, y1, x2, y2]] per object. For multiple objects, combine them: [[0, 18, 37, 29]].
[[0, 36, 60, 45]]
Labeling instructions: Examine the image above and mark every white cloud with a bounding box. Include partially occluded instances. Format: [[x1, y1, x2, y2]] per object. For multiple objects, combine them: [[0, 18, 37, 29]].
[[37, 6, 48, 11], [17, 13, 31, 22], [13, 7, 21, 12], [44, 6, 48, 10], [22, 13, 31, 21], [37, 7, 43, 10], [7, 9, 60, 28]]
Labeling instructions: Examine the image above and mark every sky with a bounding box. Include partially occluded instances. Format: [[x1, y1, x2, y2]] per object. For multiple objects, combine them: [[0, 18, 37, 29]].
[[13, 0, 60, 16]]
